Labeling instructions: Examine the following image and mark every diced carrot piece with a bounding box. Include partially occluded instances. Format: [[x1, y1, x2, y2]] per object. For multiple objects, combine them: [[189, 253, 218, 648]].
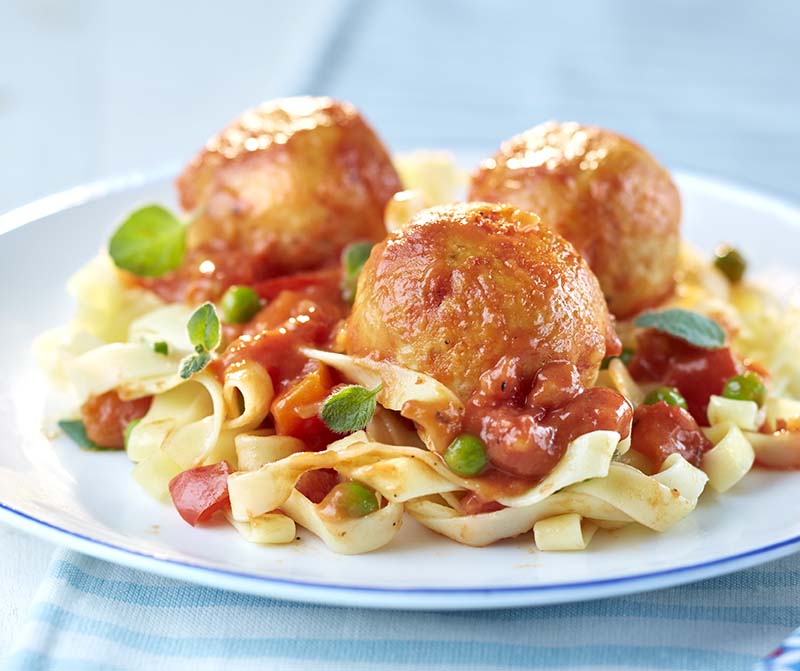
[[271, 364, 338, 450]]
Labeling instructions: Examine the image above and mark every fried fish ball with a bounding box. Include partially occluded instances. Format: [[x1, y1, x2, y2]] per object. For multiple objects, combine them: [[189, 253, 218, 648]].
[[177, 97, 401, 272], [345, 202, 619, 401], [469, 122, 681, 318]]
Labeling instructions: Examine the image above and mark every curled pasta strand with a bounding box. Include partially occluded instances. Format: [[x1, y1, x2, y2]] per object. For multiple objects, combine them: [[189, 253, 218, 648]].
[[160, 371, 226, 468], [222, 360, 273, 431]]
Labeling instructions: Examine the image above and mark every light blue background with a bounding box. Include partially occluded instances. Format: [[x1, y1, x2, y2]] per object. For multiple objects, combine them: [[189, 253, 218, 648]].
[[1, 0, 798, 213]]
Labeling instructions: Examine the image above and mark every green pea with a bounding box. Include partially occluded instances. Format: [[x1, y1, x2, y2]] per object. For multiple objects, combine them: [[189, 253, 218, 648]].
[[714, 245, 747, 283], [330, 482, 379, 518], [601, 346, 635, 370], [444, 434, 488, 477], [643, 386, 688, 410], [123, 419, 141, 451], [722, 371, 767, 405], [220, 285, 262, 324]]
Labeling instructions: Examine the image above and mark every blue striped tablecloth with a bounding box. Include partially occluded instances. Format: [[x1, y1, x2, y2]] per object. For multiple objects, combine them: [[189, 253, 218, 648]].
[[4, 547, 799, 670]]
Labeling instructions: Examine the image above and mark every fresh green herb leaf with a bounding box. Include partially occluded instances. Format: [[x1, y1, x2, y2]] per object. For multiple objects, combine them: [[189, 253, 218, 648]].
[[124, 419, 141, 450], [108, 205, 186, 277], [634, 308, 725, 349], [58, 419, 111, 451], [320, 384, 382, 433], [178, 304, 218, 378], [153, 341, 169, 355], [186, 302, 220, 352], [179, 351, 212, 379], [341, 241, 373, 302]]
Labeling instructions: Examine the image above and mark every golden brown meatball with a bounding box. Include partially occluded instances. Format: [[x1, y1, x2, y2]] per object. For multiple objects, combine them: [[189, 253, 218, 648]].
[[177, 97, 401, 273], [345, 202, 619, 402], [469, 122, 680, 318]]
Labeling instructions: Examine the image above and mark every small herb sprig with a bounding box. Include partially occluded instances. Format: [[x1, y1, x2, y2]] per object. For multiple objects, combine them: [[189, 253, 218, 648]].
[[179, 302, 221, 379]]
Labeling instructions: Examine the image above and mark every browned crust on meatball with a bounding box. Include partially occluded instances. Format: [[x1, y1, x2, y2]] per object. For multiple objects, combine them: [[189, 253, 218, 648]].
[[177, 97, 401, 273], [345, 202, 616, 401], [469, 122, 681, 318]]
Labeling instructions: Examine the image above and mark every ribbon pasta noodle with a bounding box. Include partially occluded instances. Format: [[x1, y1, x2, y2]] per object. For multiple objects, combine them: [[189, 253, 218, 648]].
[[222, 360, 273, 431], [533, 514, 597, 552]]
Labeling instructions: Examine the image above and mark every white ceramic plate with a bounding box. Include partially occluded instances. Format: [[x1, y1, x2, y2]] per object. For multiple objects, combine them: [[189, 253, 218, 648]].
[[1, 169, 799, 610]]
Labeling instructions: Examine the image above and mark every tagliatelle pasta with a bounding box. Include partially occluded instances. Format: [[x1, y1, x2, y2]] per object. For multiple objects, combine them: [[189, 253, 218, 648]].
[[222, 360, 274, 431], [235, 432, 305, 471], [701, 424, 755, 493], [226, 511, 297, 546], [126, 381, 213, 463], [65, 343, 181, 400], [533, 514, 598, 552], [406, 491, 631, 547], [37, 98, 800, 556]]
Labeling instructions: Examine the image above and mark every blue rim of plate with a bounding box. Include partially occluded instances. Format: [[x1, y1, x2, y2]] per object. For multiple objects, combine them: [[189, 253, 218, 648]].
[[3, 496, 800, 599], [1, 167, 800, 608]]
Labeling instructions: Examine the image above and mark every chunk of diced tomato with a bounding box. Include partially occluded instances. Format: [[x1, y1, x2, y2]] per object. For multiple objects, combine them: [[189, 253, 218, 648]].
[[631, 403, 712, 467], [663, 347, 739, 424], [81, 391, 152, 449], [630, 331, 739, 424], [168, 461, 231, 526]]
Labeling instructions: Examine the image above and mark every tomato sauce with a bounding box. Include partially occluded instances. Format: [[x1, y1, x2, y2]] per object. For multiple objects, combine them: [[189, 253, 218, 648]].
[[628, 331, 740, 425], [134, 244, 277, 304], [81, 391, 152, 449], [251, 268, 342, 302], [463, 359, 633, 480], [216, 283, 347, 394], [133, 241, 343, 307]]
